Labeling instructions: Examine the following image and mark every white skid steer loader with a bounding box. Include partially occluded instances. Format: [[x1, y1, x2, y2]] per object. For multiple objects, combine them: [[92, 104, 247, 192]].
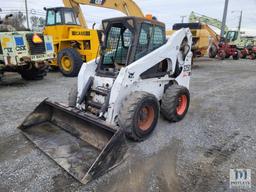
[[19, 17, 192, 184]]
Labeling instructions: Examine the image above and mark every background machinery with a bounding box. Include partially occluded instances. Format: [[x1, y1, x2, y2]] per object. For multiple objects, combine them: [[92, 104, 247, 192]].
[[189, 11, 229, 34], [169, 22, 220, 58], [19, 16, 192, 184], [190, 11, 255, 59], [240, 43, 256, 59], [0, 14, 54, 80], [44, 0, 147, 77]]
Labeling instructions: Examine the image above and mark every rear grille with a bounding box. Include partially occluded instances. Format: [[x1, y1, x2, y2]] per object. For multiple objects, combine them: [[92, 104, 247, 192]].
[[26, 33, 46, 55], [0, 42, 3, 54]]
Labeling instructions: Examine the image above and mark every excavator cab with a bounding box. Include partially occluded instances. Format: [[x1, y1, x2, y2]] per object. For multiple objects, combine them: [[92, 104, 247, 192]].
[[45, 7, 79, 26], [225, 31, 239, 42]]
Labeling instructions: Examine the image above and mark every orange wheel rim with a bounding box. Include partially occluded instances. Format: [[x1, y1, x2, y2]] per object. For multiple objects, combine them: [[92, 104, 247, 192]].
[[176, 95, 188, 116], [138, 106, 155, 131]]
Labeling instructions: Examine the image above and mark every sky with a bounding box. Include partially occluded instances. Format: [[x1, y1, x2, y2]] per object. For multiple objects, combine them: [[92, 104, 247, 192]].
[[0, 0, 255, 31]]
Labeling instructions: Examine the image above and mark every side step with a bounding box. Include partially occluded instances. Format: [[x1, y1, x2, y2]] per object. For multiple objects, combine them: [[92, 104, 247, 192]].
[[91, 88, 108, 96], [88, 100, 103, 109]]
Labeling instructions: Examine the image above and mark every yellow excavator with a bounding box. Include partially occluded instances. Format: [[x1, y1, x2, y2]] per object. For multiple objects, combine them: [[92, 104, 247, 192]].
[[167, 24, 220, 58], [43, 0, 146, 77], [168, 23, 220, 58]]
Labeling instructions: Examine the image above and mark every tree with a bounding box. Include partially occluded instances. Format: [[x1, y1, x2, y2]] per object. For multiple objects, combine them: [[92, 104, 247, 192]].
[[4, 11, 27, 31], [30, 16, 45, 31]]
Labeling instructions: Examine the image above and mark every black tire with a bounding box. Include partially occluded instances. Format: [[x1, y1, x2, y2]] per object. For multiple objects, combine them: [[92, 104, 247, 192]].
[[118, 92, 159, 141], [49, 65, 59, 72], [161, 85, 190, 122], [209, 44, 217, 58], [68, 85, 78, 107], [218, 50, 226, 60], [20, 66, 47, 81], [225, 54, 230, 58], [241, 54, 247, 59], [57, 48, 83, 77], [233, 51, 240, 60], [249, 53, 256, 60]]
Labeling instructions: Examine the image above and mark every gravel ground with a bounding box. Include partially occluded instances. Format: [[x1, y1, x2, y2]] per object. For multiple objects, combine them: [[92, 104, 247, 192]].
[[0, 58, 256, 192]]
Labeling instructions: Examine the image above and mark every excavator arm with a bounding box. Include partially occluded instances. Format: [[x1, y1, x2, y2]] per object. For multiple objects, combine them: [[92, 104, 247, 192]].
[[202, 24, 220, 44], [189, 11, 229, 32], [63, 0, 145, 28]]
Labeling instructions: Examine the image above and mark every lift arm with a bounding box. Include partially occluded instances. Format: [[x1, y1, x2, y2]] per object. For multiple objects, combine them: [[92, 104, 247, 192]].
[[189, 11, 229, 32], [63, 0, 145, 28]]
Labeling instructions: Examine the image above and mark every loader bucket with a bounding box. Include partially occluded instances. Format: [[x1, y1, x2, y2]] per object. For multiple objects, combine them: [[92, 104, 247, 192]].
[[18, 100, 126, 184]]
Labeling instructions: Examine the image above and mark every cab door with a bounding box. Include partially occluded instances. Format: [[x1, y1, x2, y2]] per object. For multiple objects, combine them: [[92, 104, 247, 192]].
[[43, 9, 63, 42]]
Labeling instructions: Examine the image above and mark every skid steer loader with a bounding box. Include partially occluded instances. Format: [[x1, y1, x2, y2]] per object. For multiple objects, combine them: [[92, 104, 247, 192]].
[[19, 17, 193, 184]]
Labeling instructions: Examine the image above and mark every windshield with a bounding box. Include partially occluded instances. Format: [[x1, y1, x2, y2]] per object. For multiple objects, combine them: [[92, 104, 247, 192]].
[[46, 10, 55, 25], [64, 11, 77, 25], [102, 26, 132, 67], [46, 9, 78, 26], [226, 31, 238, 42]]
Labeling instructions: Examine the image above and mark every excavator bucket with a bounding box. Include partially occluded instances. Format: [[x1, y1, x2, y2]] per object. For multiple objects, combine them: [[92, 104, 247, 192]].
[[18, 100, 127, 184]]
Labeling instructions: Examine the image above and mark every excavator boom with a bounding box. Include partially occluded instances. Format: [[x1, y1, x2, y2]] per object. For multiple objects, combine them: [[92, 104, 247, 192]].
[[63, 0, 145, 28], [189, 11, 229, 32]]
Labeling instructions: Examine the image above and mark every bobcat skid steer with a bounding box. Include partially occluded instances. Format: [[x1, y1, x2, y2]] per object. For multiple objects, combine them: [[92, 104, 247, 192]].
[[19, 17, 192, 184]]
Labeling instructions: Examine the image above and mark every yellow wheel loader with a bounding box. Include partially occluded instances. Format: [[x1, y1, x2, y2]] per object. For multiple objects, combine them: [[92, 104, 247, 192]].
[[19, 16, 193, 184], [44, 0, 145, 77], [44, 7, 100, 77]]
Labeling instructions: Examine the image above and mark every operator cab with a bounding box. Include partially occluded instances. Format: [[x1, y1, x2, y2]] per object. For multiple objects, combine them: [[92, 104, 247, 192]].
[[97, 17, 166, 77], [45, 7, 79, 26], [225, 31, 239, 42]]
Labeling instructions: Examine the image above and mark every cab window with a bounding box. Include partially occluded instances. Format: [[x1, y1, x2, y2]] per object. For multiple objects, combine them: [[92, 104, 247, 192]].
[[56, 11, 62, 24], [135, 23, 153, 60], [123, 29, 132, 47], [102, 26, 132, 66], [46, 10, 55, 25], [226, 31, 238, 42], [152, 26, 165, 49], [64, 11, 77, 25], [135, 23, 165, 60]]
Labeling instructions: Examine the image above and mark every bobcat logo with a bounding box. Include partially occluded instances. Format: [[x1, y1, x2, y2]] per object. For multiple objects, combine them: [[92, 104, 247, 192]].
[[128, 72, 135, 79]]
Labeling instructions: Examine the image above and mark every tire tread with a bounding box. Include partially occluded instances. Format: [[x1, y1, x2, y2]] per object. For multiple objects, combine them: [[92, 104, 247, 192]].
[[161, 85, 190, 122], [58, 48, 83, 77], [118, 92, 158, 141]]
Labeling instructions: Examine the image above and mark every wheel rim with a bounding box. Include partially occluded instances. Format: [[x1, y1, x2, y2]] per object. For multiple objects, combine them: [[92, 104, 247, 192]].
[[176, 95, 188, 116], [61, 56, 72, 72], [138, 105, 155, 131]]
